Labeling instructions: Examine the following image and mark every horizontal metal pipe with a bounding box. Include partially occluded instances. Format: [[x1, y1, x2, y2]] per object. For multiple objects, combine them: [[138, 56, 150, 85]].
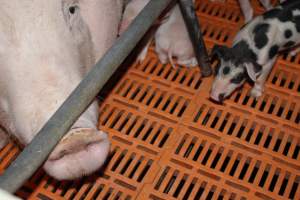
[[0, 0, 173, 193], [178, 0, 212, 77]]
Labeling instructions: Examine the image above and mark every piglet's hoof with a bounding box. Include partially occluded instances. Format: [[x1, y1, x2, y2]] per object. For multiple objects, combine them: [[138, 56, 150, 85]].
[[44, 128, 110, 180], [250, 87, 263, 99], [177, 58, 198, 67]]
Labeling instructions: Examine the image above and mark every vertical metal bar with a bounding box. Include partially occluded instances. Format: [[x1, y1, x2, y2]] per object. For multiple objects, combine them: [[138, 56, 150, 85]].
[[178, 0, 212, 77], [0, 0, 173, 193]]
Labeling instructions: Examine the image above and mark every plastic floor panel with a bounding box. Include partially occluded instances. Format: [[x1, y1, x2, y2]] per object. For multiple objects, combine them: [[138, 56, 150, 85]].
[[0, 0, 299, 199]]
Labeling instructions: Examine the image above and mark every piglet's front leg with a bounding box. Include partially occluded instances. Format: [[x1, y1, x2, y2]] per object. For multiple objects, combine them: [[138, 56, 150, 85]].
[[259, 0, 273, 10], [239, 0, 254, 23], [250, 58, 276, 98]]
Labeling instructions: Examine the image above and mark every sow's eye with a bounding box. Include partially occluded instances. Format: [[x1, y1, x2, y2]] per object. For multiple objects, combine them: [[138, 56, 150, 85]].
[[69, 6, 76, 14], [69, 6, 78, 15]]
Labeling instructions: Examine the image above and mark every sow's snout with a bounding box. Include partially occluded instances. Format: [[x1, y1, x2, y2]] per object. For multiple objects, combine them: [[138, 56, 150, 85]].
[[44, 128, 110, 180]]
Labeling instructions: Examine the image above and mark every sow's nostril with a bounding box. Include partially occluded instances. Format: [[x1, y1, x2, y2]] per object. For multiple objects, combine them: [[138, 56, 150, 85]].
[[47, 128, 108, 161], [219, 93, 225, 102], [44, 128, 110, 180]]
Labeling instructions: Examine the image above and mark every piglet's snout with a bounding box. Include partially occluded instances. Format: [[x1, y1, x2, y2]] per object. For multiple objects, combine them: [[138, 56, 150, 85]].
[[210, 92, 220, 102], [210, 92, 225, 102], [210, 81, 226, 102], [44, 128, 110, 180]]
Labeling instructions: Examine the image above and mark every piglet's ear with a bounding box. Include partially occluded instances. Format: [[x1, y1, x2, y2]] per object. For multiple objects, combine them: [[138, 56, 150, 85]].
[[244, 62, 262, 82], [210, 45, 229, 61]]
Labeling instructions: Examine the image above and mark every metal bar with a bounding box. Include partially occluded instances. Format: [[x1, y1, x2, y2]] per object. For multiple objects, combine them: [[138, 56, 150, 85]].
[[178, 0, 212, 77], [0, 0, 173, 193]]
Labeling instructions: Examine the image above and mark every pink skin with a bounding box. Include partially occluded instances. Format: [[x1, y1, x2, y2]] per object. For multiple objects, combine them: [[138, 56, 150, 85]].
[[120, 0, 197, 66], [119, 0, 151, 62], [44, 128, 110, 179], [210, 81, 225, 102], [0, 0, 122, 180], [119, 0, 150, 34], [119, 21, 130, 34], [155, 4, 197, 68]]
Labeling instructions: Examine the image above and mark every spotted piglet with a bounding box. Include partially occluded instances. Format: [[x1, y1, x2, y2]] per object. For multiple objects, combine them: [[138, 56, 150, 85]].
[[210, 0, 300, 102]]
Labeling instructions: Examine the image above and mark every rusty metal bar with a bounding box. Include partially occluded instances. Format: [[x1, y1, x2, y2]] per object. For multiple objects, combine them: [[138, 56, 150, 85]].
[[178, 0, 212, 77]]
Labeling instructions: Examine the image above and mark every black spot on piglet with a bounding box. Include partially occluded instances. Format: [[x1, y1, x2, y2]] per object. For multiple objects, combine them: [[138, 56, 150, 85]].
[[263, 9, 281, 20], [284, 41, 295, 48], [284, 29, 292, 39], [295, 16, 300, 32], [253, 23, 270, 49], [230, 72, 246, 84], [264, 9, 293, 22], [253, 63, 262, 73], [222, 66, 230, 75], [269, 45, 279, 59], [232, 41, 258, 62]]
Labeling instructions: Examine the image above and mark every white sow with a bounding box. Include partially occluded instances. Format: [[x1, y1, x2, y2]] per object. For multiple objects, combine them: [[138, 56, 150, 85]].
[[0, 0, 123, 180]]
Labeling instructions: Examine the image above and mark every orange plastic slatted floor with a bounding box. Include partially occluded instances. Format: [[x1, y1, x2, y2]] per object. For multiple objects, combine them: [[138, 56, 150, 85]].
[[1, 0, 299, 199]]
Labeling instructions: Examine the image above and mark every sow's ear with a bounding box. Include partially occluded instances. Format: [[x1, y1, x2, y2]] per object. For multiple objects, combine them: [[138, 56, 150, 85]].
[[244, 62, 262, 81], [79, 0, 123, 62], [210, 45, 231, 61]]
